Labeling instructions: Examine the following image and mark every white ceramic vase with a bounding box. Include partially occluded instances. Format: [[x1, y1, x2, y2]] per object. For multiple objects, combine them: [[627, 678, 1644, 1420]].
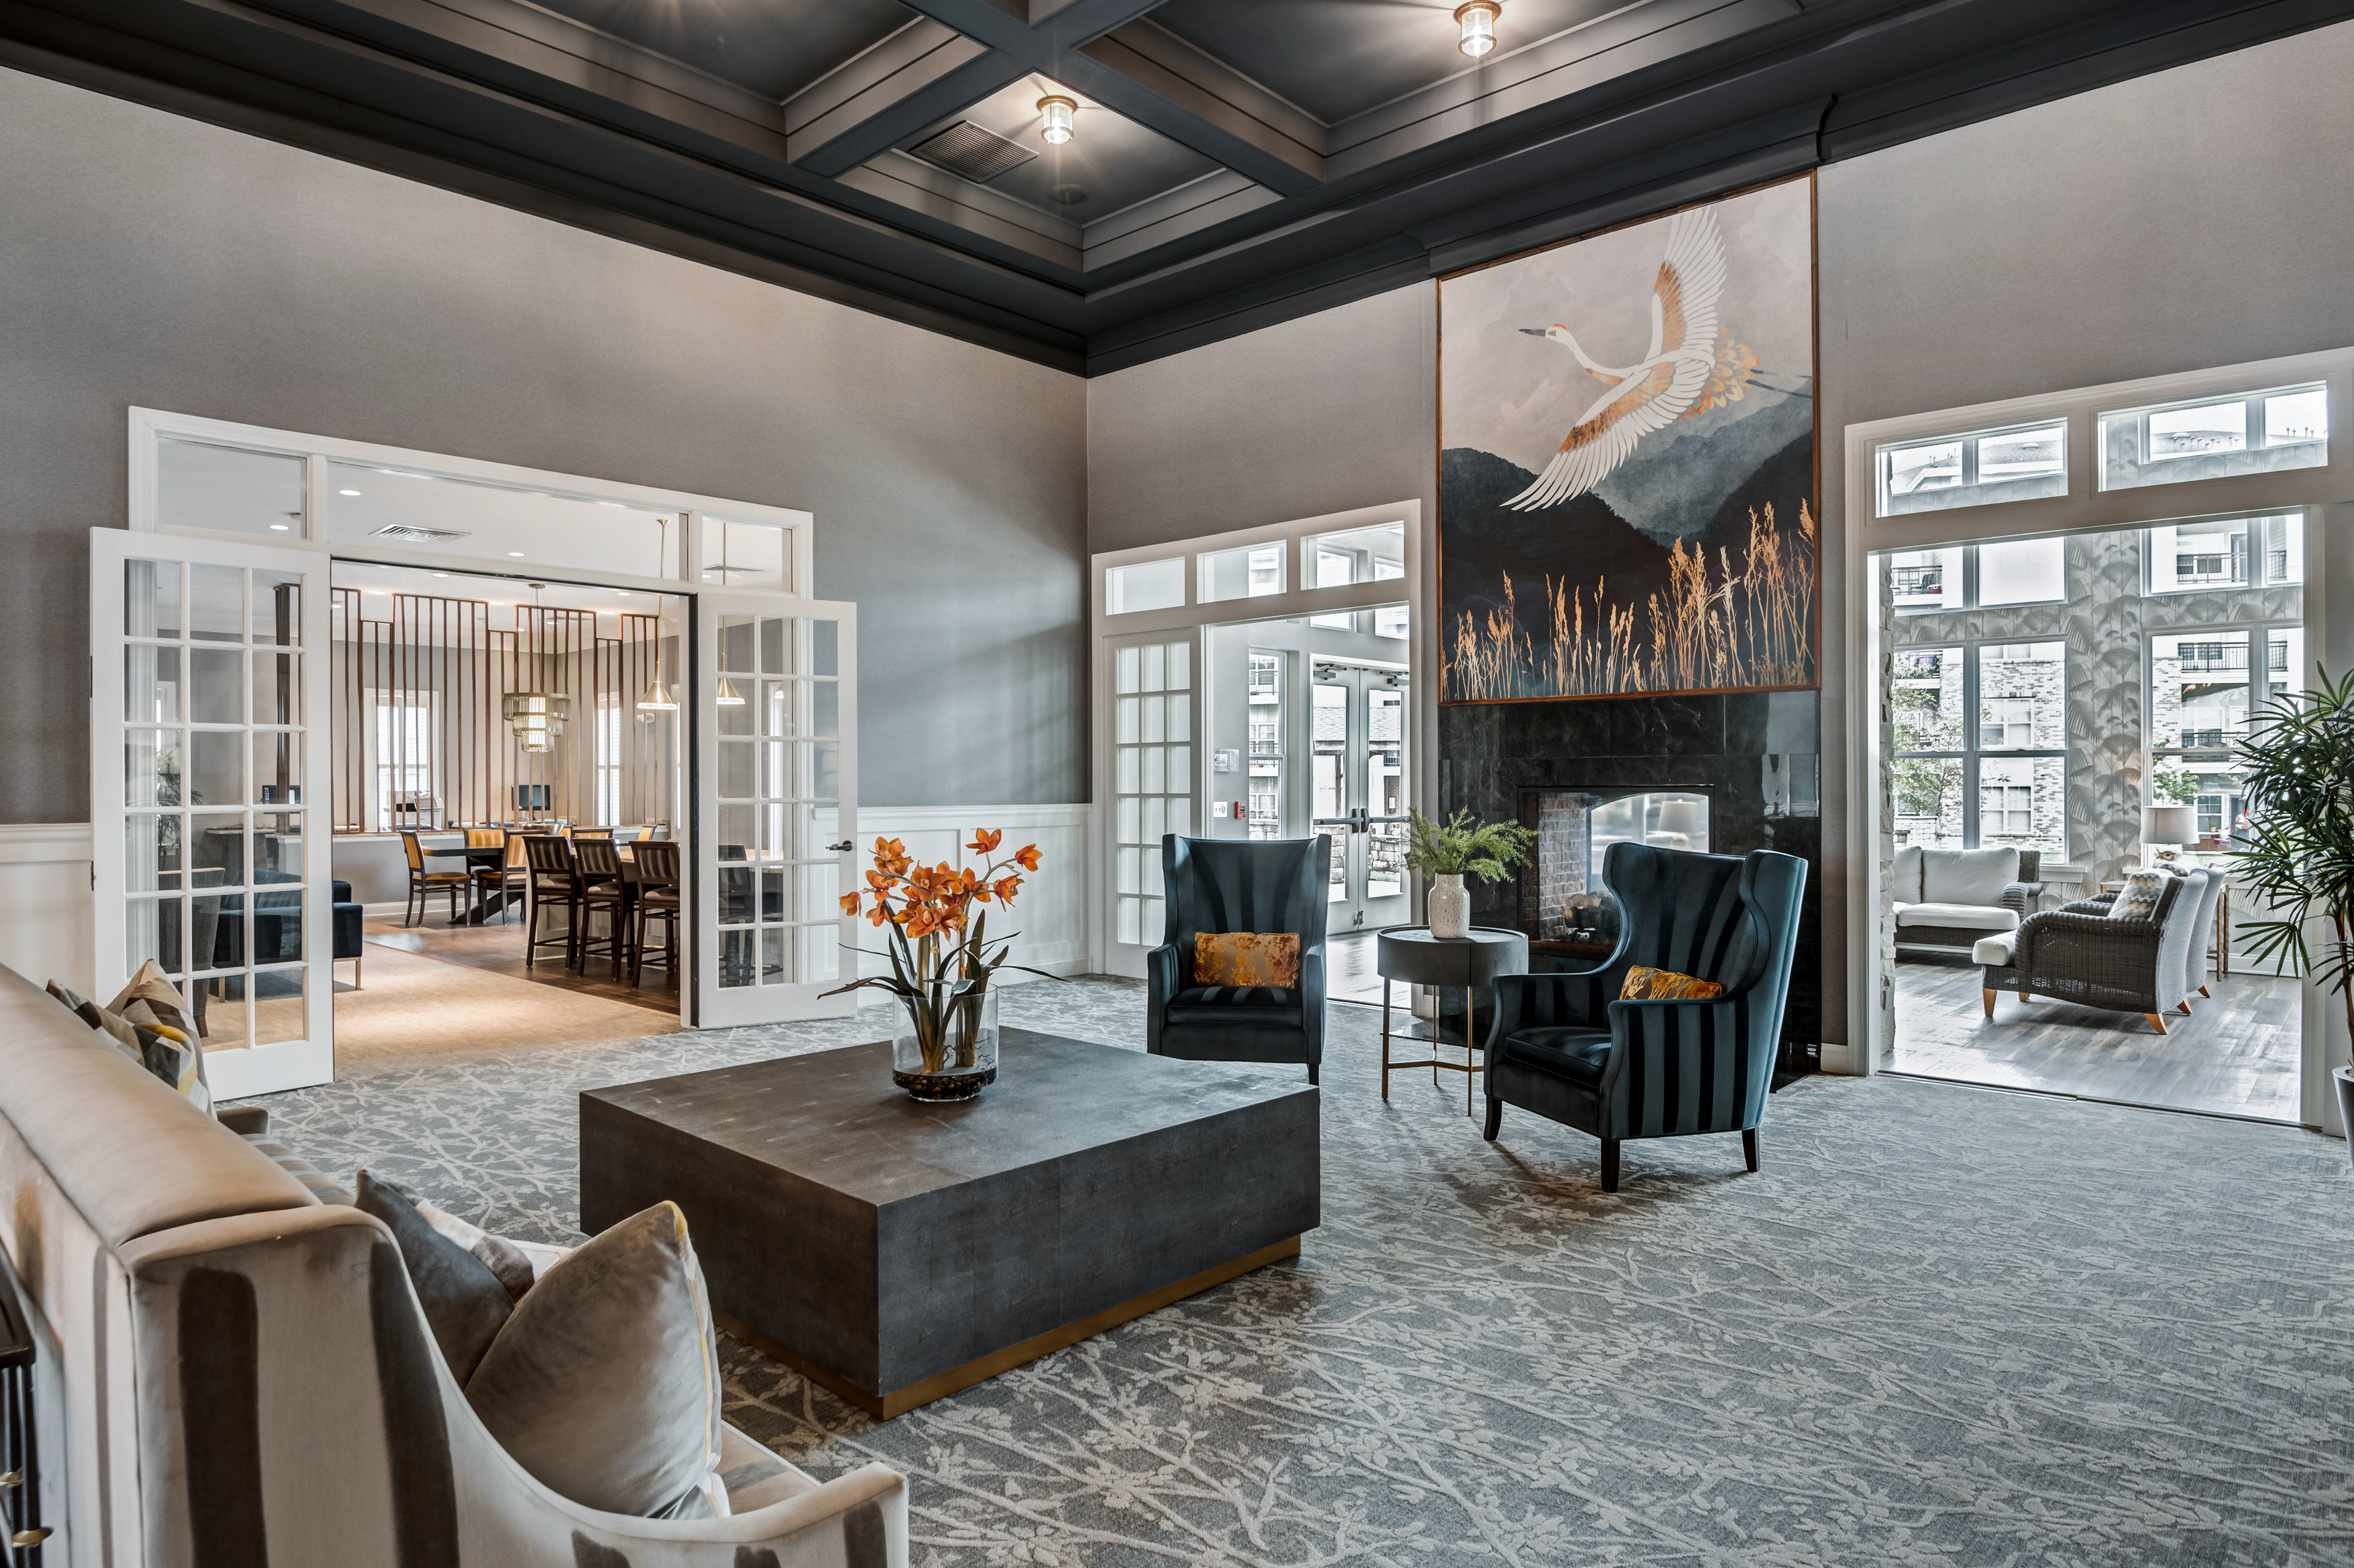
[[1427, 873, 1469, 939]]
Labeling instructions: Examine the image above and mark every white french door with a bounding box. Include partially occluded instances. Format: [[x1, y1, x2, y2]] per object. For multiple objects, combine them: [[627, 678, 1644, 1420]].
[[1308, 664, 1412, 934], [1101, 630, 1200, 977], [91, 530, 334, 1098], [694, 592, 859, 1026]]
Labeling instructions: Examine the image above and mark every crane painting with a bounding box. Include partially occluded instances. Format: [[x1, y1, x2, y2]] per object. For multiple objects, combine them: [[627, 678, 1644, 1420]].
[[1438, 176, 1818, 703]]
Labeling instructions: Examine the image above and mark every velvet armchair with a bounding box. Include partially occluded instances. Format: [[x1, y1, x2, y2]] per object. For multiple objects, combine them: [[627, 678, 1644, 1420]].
[[1147, 835, 1332, 1084], [1484, 842, 1808, 1191]]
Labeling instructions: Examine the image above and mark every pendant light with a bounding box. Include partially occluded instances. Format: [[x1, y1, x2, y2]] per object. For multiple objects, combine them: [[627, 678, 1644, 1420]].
[[1455, 1, 1499, 56], [638, 518, 677, 711], [502, 584, 573, 753], [712, 517, 747, 706]]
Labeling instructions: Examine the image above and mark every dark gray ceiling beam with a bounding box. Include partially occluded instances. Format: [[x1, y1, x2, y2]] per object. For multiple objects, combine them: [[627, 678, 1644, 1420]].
[[787, 43, 1028, 176], [895, 0, 1322, 193], [1325, 0, 1802, 177]]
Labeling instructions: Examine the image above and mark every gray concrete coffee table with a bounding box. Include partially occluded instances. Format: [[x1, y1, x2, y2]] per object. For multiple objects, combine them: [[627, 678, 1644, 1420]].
[[580, 1027, 1319, 1418]]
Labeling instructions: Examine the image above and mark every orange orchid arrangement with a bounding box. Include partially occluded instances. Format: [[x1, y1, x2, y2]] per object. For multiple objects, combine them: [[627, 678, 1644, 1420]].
[[822, 830, 1054, 1076]]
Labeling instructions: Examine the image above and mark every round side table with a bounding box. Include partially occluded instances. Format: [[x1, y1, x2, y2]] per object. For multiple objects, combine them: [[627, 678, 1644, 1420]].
[[1374, 925, 1530, 1116]]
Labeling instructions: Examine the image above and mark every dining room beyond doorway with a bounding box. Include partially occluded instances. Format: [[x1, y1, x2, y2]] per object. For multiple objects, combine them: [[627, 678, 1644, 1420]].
[[325, 560, 689, 1057]]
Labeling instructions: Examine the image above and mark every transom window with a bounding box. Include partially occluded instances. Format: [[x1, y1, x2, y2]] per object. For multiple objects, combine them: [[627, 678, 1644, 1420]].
[[1875, 420, 2066, 517], [2100, 382, 2328, 491]]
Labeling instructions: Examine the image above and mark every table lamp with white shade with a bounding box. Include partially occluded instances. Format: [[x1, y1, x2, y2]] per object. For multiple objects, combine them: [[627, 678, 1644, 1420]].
[[2142, 802, 2199, 868]]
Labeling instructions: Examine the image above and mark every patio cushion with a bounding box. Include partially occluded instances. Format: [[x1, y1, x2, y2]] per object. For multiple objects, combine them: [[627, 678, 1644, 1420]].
[[1921, 847, 2020, 906], [1973, 933, 2016, 966], [1894, 902, 2020, 931]]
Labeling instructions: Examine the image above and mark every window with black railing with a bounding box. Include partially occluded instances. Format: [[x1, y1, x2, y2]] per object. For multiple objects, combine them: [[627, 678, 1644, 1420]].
[[2149, 622, 2304, 846]]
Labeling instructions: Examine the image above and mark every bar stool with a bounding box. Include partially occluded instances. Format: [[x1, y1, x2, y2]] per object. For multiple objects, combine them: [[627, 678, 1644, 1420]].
[[630, 839, 681, 990], [573, 836, 630, 978], [474, 830, 528, 923], [521, 835, 579, 969]]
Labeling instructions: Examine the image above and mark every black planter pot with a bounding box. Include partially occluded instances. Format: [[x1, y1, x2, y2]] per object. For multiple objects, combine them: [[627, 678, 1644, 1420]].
[[2337, 1068, 2354, 1168]]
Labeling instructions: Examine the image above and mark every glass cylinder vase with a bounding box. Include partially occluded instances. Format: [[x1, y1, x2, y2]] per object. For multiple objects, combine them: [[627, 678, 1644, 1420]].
[[891, 982, 999, 1101]]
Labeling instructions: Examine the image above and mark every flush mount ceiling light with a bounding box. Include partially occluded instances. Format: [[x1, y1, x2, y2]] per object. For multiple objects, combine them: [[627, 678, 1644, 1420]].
[[1037, 95, 1077, 145], [1456, 1, 1499, 56]]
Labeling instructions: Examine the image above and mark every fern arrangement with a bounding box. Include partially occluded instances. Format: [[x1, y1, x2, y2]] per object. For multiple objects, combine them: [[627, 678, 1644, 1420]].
[[1403, 809, 1535, 884]]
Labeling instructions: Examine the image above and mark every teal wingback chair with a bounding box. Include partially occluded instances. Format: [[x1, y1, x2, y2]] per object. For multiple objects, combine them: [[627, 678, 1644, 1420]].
[[1147, 835, 1332, 1084], [1484, 842, 1807, 1191]]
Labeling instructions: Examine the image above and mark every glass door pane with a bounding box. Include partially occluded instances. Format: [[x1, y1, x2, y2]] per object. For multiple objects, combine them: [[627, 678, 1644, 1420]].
[[696, 594, 857, 1026], [94, 533, 331, 1099], [1104, 633, 1195, 973]]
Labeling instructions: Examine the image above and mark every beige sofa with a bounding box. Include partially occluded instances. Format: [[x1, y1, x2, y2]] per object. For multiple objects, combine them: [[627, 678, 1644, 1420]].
[[0, 964, 908, 1568]]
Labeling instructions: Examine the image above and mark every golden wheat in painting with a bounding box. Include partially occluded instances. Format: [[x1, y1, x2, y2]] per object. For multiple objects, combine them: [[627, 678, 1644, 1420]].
[[1439, 177, 1817, 703]]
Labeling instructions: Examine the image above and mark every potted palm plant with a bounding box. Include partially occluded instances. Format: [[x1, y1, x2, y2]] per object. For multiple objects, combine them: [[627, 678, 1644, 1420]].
[[1403, 809, 1535, 938], [2228, 667, 2354, 1158]]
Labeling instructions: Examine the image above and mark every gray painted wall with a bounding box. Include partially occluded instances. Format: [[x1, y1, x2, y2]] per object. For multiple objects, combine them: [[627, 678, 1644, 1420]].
[[1088, 18, 2354, 1049], [0, 65, 1088, 820]]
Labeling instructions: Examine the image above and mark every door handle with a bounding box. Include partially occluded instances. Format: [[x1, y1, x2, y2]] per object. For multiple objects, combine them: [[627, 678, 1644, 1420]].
[[827, 840, 853, 853]]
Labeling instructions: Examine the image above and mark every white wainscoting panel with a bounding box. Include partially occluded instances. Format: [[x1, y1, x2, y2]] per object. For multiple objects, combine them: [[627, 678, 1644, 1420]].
[[0, 824, 96, 996], [846, 805, 1092, 983], [0, 805, 1094, 1010]]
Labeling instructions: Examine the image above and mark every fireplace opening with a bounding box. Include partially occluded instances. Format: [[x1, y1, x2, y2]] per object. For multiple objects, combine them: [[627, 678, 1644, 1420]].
[[1518, 789, 1711, 969]]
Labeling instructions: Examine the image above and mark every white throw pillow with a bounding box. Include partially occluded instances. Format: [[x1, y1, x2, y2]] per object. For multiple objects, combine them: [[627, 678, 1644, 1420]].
[[1892, 845, 1924, 905], [1922, 847, 2020, 907]]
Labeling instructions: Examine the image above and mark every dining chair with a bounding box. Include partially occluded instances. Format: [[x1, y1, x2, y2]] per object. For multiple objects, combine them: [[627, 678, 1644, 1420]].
[[630, 839, 681, 990], [521, 835, 580, 969], [400, 830, 472, 927], [573, 827, 616, 840], [573, 835, 630, 978]]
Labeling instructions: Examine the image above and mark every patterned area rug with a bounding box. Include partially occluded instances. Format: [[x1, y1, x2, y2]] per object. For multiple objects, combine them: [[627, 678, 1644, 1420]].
[[250, 978, 2354, 1567]]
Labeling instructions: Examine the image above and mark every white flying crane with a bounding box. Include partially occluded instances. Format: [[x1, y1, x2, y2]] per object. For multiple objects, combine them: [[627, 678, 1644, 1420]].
[[1504, 206, 1731, 511]]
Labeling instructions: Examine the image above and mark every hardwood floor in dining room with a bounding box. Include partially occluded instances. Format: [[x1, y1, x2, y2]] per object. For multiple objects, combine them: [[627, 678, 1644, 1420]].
[[1890, 954, 2301, 1122], [363, 914, 678, 1014]]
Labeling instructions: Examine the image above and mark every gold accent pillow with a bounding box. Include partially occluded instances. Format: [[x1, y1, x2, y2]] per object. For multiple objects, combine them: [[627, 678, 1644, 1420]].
[[1194, 932, 1301, 989], [1620, 965, 1725, 1001]]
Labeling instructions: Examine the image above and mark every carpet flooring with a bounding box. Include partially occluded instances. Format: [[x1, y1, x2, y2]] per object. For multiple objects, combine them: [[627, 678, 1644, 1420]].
[[243, 978, 2354, 1567]]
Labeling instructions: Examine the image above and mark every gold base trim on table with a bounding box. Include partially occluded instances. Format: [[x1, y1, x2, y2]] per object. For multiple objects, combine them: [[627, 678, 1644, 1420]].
[[716, 1234, 1304, 1420]]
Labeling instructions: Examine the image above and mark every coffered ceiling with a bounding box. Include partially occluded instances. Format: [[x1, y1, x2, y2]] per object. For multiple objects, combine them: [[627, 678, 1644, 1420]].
[[3, 0, 2345, 373]]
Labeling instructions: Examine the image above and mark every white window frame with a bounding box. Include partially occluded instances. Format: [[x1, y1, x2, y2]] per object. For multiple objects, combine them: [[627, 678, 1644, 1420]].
[[1843, 346, 2347, 1134], [1089, 501, 1428, 975]]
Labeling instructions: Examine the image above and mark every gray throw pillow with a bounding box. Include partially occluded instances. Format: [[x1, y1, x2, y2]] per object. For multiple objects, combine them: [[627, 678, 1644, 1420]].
[[356, 1170, 514, 1382], [463, 1201, 724, 1520], [2107, 870, 2171, 922]]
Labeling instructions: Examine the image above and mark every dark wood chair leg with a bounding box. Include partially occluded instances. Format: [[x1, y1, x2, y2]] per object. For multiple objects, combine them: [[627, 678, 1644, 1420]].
[[1482, 1099, 1502, 1141], [1601, 1139, 1620, 1193], [1306, 1063, 1319, 1086], [1742, 1128, 1759, 1172]]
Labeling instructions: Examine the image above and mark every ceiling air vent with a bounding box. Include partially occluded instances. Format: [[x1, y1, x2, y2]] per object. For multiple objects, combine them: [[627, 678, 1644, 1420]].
[[370, 524, 471, 544], [906, 121, 1035, 184]]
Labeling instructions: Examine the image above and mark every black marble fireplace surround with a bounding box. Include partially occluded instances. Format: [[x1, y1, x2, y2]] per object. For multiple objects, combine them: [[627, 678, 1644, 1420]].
[[1440, 689, 1822, 1070]]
